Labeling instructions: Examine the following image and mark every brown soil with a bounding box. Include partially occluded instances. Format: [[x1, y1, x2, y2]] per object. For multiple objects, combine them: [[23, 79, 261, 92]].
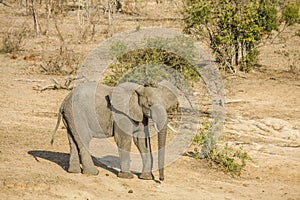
[[0, 1, 299, 200]]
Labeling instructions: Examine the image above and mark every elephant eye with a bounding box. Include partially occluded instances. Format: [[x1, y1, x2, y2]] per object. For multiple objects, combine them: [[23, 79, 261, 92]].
[[147, 100, 153, 107]]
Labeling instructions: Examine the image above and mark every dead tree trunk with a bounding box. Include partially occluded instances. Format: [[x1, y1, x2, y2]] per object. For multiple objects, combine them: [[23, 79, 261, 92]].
[[107, 0, 115, 35], [31, 0, 40, 37]]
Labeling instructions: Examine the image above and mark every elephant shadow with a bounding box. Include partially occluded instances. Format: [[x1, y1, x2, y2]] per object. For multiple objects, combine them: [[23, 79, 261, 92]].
[[28, 150, 120, 176]]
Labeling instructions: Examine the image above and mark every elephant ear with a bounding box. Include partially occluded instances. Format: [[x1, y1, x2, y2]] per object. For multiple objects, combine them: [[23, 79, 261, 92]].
[[111, 82, 143, 122], [158, 80, 179, 109]]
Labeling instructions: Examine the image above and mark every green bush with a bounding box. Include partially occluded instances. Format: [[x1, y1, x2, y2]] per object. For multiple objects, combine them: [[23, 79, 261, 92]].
[[193, 121, 252, 176], [194, 140, 252, 176], [208, 144, 252, 176], [282, 1, 300, 26], [183, 0, 300, 72], [103, 36, 199, 87]]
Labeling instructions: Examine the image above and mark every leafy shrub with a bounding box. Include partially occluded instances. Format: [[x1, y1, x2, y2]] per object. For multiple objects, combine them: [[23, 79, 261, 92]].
[[193, 121, 252, 176], [192, 120, 213, 157], [118, 63, 193, 92], [208, 144, 252, 176], [103, 36, 199, 87], [183, 0, 300, 72], [281, 1, 300, 26]]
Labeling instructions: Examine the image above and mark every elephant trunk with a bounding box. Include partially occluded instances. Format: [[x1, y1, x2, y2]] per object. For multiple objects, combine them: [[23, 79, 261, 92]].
[[150, 105, 168, 181], [158, 124, 167, 181]]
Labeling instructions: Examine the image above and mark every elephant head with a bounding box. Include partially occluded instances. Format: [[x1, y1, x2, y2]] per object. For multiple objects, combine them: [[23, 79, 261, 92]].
[[111, 80, 179, 181]]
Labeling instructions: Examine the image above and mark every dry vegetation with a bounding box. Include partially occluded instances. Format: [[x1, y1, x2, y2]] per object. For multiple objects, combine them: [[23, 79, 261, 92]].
[[0, 1, 299, 199]]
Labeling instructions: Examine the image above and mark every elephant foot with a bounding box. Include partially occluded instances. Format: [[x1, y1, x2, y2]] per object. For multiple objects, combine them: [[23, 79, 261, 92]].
[[118, 171, 134, 179], [139, 172, 154, 180], [82, 167, 99, 175], [68, 165, 81, 174]]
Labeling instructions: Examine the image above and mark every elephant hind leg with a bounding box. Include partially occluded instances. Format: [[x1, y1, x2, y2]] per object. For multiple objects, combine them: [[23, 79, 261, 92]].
[[67, 128, 98, 175], [67, 132, 81, 173], [80, 147, 99, 175]]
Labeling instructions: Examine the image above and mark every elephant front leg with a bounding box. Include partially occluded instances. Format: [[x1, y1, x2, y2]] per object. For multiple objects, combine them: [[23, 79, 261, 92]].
[[114, 123, 134, 179], [133, 131, 154, 180]]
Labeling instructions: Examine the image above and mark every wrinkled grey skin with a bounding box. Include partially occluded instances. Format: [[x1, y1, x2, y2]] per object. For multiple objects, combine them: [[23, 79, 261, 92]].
[[52, 81, 178, 181]]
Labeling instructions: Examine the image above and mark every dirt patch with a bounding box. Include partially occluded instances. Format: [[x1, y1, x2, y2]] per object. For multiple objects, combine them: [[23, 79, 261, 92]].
[[0, 1, 299, 200]]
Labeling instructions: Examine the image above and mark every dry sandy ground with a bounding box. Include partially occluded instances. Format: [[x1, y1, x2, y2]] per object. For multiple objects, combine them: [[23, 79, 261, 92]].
[[0, 1, 300, 200]]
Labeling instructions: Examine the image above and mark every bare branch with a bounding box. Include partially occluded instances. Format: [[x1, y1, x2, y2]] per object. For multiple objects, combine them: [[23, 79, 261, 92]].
[[33, 77, 77, 92], [14, 78, 46, 83]]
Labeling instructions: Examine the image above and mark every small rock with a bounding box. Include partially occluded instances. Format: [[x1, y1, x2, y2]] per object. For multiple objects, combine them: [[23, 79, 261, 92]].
[[24, 54, 36, 61], [128, 189, 133, 194], [10, 54, 17, 59]]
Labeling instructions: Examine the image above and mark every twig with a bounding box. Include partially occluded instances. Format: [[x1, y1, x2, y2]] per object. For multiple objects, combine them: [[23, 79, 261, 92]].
[[201, 99, 253, 105], [40, 64, 48, 73], [120, 17, 183, 22], [15, 78, 46, 83], [36, 84, 72, 92], [225, 100, 251, 104], [38, 85, 57, 92], [270, 23, 288, 44], [51, 78, 59, 85]]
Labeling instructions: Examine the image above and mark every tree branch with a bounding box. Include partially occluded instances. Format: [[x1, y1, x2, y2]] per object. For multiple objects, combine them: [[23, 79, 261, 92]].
[[33, 77, 77, 92]]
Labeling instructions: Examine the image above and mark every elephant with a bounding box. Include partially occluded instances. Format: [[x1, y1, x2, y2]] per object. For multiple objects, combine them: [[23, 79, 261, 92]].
[[52, 80, 179, 181]]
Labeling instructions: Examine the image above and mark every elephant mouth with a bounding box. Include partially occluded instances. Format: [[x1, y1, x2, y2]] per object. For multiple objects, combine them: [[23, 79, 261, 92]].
[[145, 111, 151, 118]]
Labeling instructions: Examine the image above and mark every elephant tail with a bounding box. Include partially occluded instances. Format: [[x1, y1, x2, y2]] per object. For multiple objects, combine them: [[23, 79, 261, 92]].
[[51, 105, 63, 145]]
